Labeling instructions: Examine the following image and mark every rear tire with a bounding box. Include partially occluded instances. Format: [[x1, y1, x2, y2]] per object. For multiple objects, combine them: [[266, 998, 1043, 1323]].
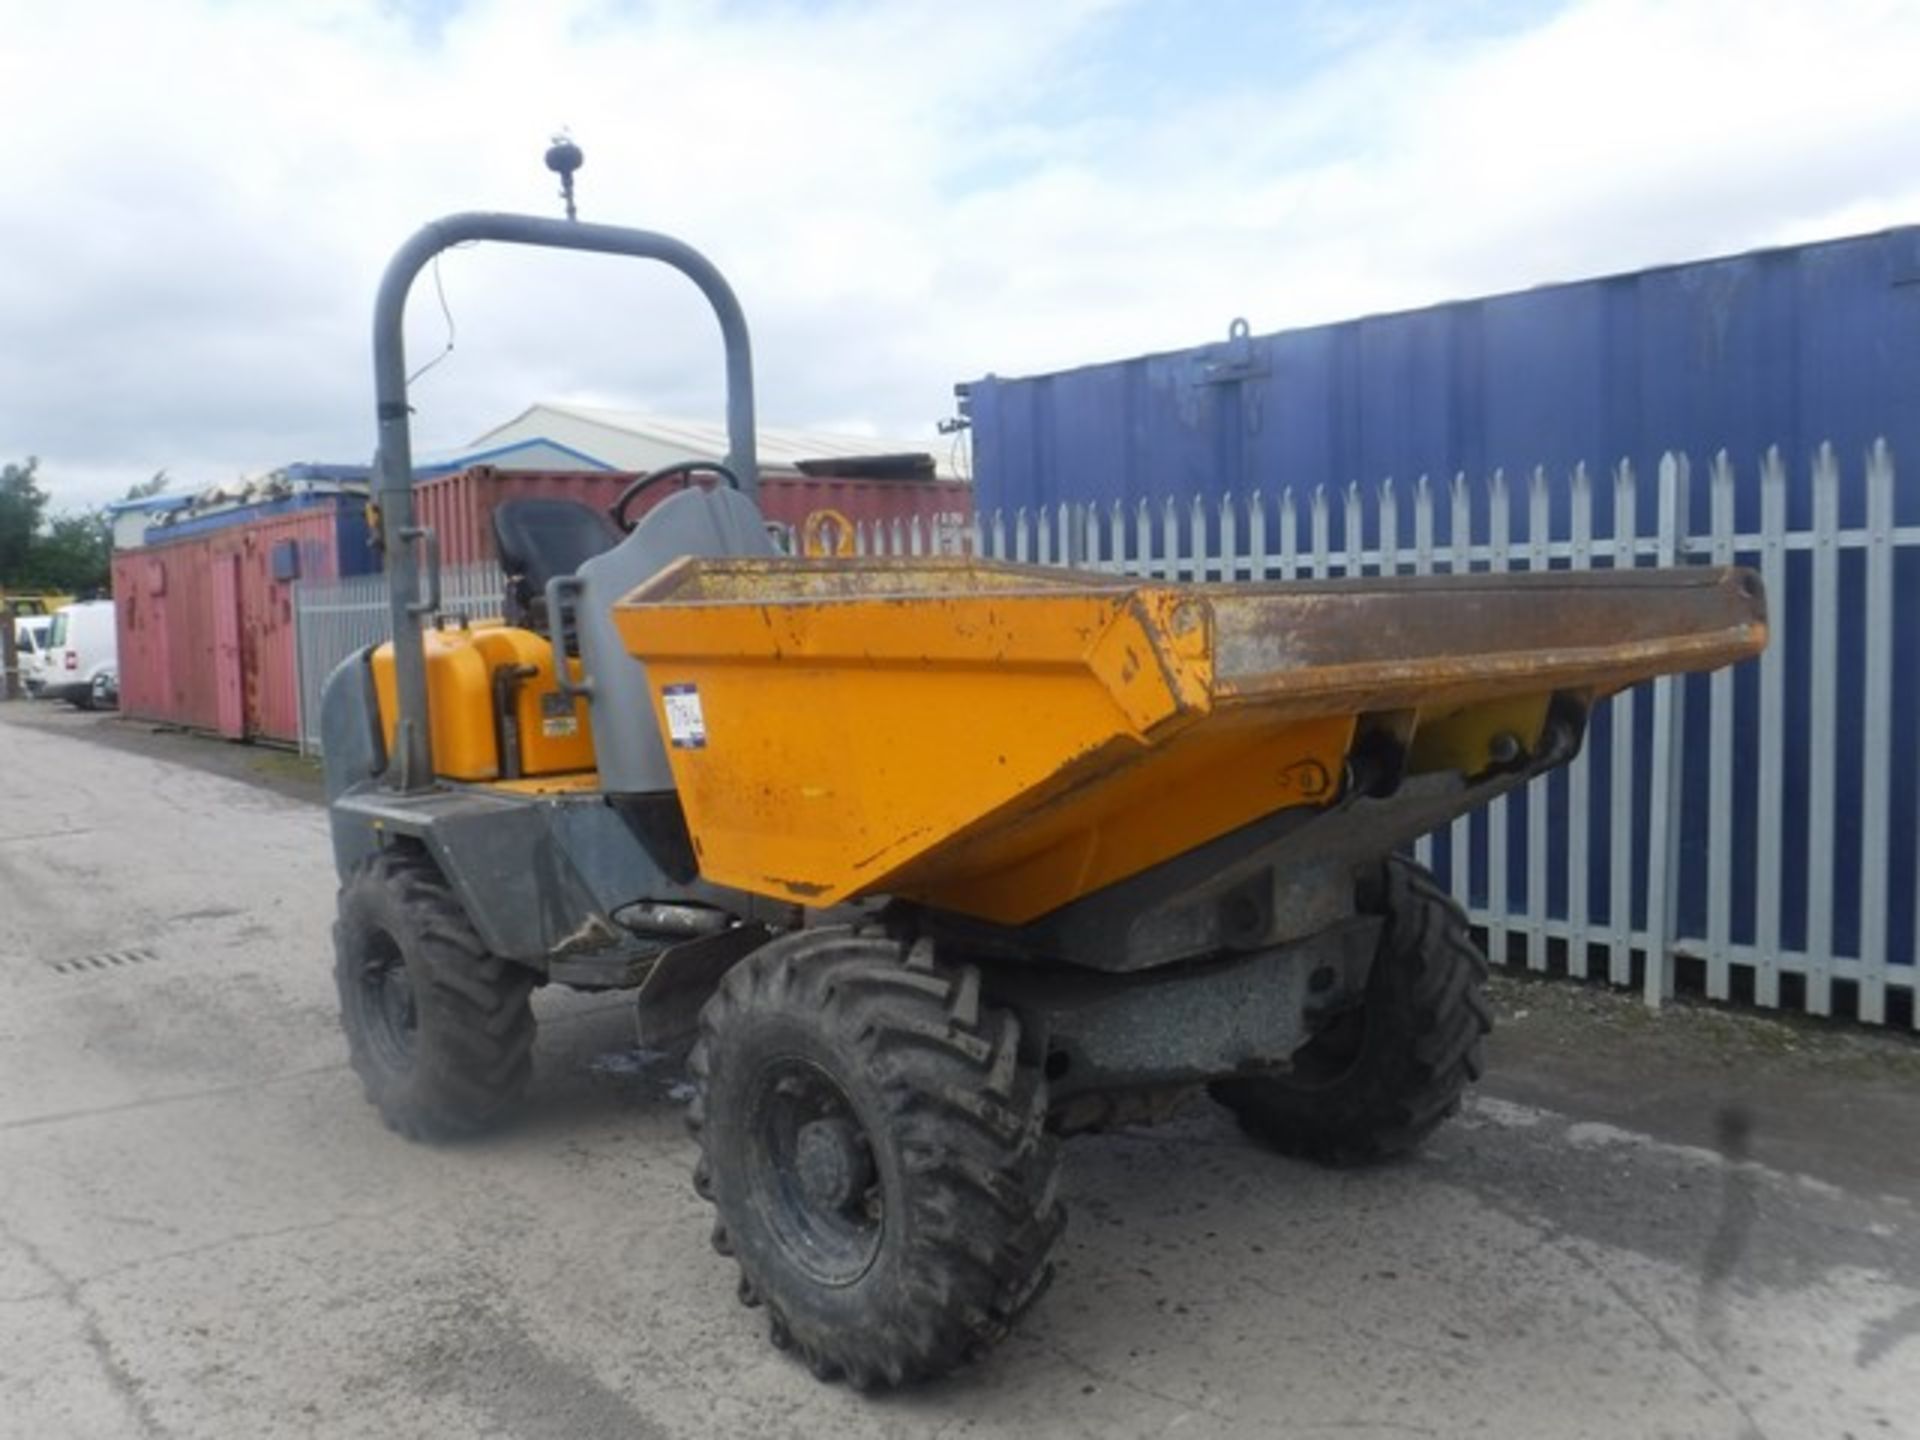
[[688, 929, 1063, 1388], [333, 850, 536, 1140], [1210, 855, 1490, 1165]]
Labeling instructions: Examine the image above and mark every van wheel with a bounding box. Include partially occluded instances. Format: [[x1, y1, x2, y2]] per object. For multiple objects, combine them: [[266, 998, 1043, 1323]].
[[333, 851, 536, 1140]]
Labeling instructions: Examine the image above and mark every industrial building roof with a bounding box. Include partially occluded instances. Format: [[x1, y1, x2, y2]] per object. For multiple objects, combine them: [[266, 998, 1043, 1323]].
[[460, 402, 963, 480]]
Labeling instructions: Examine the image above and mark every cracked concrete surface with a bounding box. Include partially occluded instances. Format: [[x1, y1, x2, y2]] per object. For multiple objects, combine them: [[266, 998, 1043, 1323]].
[[1, 706, 1917, 1438]]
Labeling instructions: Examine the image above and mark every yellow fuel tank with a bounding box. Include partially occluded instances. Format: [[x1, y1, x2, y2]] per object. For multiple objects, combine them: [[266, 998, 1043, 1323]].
[[370, 622, 594, 781]]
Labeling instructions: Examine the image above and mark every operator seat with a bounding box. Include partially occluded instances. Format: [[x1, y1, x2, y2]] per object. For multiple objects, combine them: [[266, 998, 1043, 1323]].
[[491, 498, 622, 633], [564, 484, 777, 794]]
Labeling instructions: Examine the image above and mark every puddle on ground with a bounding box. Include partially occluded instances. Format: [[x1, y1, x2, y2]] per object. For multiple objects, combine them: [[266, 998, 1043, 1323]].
[[583, 1047, 700, 1106], [586, 1047, 671, 1077]]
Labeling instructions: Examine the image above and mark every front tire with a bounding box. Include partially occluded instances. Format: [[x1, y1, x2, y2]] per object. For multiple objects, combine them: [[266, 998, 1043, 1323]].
[[333, 850, 536, 1140], [688, 929, 1063, 1388], [1210, 855, 1490, 1165]]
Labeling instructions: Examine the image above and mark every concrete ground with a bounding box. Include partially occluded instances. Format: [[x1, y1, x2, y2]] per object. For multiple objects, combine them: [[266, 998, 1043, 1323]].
[[2, 704, 1917, 1440]]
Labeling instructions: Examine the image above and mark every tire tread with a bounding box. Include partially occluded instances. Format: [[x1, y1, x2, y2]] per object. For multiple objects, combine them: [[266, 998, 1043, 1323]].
[[688, 930, 1062, 1388], [333, 851, 536, 1141], [1211, 854, 1489, 1166]]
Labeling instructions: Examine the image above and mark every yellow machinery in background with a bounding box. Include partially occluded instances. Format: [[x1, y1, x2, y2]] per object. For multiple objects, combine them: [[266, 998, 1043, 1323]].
[[1, 593, 73, 618]]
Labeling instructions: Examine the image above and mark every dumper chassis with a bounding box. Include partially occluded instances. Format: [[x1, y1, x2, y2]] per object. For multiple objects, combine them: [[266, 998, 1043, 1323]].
[[323, 208, 1766, 1388]]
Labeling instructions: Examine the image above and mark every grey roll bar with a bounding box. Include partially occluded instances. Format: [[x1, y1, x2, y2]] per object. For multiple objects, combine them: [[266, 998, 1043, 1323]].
[[369, 212, 759, 792]]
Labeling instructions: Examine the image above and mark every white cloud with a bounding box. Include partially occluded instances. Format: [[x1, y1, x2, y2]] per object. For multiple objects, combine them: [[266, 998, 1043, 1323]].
[[2, 0, 1915, 510]]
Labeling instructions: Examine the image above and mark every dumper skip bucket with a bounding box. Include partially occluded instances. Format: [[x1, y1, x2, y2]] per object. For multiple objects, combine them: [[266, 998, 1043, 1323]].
[[614, 558, 1765, 924]]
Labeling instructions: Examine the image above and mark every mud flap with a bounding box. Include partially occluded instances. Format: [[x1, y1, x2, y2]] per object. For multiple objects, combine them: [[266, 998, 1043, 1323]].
[[636, 924, 772, 1048]]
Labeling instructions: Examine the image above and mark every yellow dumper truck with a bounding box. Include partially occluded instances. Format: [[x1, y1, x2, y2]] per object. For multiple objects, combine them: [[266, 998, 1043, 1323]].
[[321, 209, 1766, 1388]]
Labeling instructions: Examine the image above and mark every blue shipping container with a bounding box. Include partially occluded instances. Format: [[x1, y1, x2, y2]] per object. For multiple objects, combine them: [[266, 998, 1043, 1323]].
[[963, 227, 1920, 1002], [964, 226, 1920, 520]]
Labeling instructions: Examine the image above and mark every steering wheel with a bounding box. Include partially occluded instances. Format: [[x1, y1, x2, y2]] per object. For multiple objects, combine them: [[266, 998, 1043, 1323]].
[[609, 460, 741, 532]]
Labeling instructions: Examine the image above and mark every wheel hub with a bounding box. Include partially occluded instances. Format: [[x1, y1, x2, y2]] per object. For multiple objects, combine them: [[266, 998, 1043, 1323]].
[[794, 1117, 872, 1211], [378, 966, 415, 1031], [748, 1059, 885, 1285], [361, 944, 417, 1071]]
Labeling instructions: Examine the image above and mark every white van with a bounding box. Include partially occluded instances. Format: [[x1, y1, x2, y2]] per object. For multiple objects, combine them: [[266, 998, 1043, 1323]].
[[12, 614, 52, 694], [39, 600, 118, 709]]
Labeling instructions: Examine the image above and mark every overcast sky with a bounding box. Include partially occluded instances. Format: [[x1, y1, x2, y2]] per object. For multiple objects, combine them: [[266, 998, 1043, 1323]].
[[4, 0, 1916, 510]]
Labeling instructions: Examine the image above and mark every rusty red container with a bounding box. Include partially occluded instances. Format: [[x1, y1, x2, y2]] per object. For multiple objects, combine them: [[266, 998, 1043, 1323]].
[[755, 470, 973, 549], [114, 497, 370, 744], [108, 463, 967, 745], [415, 465, 974, 566], [415, 469, 624, 567]]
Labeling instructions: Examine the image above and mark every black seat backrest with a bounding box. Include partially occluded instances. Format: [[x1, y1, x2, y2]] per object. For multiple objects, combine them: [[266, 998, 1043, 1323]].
[[492, 497, 622, 632]]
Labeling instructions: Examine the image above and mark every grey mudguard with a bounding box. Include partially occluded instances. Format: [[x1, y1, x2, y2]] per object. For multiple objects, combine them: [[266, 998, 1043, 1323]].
[[321, 649, 389, 879], [328, 780, 793, 963], [567, 484, 776, 794]]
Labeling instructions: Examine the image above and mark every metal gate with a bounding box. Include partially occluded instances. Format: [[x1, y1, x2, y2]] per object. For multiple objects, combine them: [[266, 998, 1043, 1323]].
[[291, 563, 504, 756]]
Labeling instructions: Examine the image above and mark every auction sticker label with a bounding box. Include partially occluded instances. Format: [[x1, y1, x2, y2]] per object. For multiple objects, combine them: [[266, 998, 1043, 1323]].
[[663, 684, 707, 749]]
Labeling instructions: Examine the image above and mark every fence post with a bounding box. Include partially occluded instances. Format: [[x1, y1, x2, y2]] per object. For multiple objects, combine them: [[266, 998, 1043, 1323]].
[[1525, 467, 1551, 974], [1410, 478, 1436, 875], [1608, 462, 1637, 987], [292, 578, 308, 755], [1642, 453, 1689, 1007], [1343, 482, 1364, 578], [1753, 449, 1788, 1010], [1704, 453, 1736, 1001], [1486, 470, 1511, 966], [1309, 487, 1330, 578], [1805, 444, 1841, 1017], [1378, 478, 1399, 578], [1567, 463, 1594, 979], [1449, 474, 1474, 909], [1859, 441, 1894, 1025]]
